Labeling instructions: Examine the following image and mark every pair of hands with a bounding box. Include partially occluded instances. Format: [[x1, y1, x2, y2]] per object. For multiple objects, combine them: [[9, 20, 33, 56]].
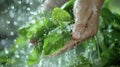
[[42, 0, 104, 56]]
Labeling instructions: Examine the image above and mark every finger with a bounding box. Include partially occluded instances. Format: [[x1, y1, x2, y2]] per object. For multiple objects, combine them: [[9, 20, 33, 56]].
[[72, 0, 93, 40]]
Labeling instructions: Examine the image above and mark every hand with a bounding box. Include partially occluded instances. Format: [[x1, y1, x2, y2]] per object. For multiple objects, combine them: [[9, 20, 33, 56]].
[[53, 0, 104, 56]]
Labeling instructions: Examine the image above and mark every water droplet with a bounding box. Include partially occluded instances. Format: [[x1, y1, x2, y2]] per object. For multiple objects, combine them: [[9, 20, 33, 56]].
[[15, 54, 20, 58], [30, 12, 37, 15], [108, 29, 113, 32], [11, 6, 14, 9], [4, 48, 9, 54], [15, 45, 19, 48], [14, 51, 20, 58], [14, 21, 18, 26], [27, 8, 31, 11], [10, 32, 14, 36], [14, 39, 16, 42], [18, 1, 22, 4], [30, 2, 33, 5], [57, 30, 62, 34], [6, 21, 10, 24], [26, 55, 28, 58]]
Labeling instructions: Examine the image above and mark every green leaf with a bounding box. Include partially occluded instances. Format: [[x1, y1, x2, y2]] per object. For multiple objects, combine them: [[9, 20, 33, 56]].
[[27, 47, 42, 65], [43, 26, 72, 55], [101, 8, 120, 30], [19, 18, 55, 39], [52, 7, 72, 25], [61, 0, 75, 16]]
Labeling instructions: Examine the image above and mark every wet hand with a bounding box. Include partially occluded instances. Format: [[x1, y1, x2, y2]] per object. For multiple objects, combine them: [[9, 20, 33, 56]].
[[72, 0, 101, 41], [53, 0, 104, 56]]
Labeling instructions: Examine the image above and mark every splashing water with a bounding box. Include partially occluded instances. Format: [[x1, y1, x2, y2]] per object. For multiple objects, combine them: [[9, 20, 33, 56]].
[[36, 49, 77, 67]]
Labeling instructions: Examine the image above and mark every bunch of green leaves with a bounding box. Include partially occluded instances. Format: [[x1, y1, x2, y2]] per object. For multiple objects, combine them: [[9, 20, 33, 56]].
[[19, 7, 73, 65]]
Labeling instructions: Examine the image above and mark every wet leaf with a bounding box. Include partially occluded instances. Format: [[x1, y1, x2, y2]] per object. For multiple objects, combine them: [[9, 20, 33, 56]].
[[52, 7, 72, 25], [43, 26, 71, 55]]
